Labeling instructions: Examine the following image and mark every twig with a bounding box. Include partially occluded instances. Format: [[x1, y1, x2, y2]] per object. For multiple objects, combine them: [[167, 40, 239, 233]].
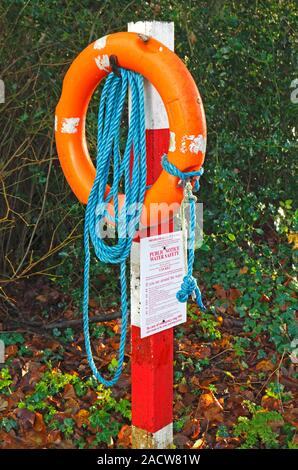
[[209, 348, 233, 361], [5, 311, 122, 330], [256, 350, 285, 399]]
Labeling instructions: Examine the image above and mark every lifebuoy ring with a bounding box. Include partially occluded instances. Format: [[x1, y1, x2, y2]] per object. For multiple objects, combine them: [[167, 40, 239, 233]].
[[55, 32, 206, 227]]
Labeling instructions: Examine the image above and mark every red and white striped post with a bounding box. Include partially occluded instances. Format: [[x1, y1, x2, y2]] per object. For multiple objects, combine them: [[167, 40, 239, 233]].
[[128, 21, 175, 449]]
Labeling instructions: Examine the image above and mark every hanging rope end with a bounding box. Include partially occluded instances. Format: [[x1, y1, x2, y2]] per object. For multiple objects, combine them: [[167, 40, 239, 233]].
[[193, 287, 206, 311]]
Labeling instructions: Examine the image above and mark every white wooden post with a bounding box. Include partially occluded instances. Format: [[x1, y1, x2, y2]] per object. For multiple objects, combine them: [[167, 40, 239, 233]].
[[128, 21, 175, 449]]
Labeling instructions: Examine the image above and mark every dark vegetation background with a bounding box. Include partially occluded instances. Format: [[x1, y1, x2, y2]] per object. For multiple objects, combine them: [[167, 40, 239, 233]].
[[0, 0, 297, 449]]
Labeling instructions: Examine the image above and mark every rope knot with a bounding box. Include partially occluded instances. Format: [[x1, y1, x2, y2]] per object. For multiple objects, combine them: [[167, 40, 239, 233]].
[[161, 154, 204, 189], [176, 275, 205, 310], [176, 275, 197, 302]]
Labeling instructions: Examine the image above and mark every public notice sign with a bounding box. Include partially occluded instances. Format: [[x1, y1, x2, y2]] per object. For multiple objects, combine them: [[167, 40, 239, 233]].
[[140, 231, 187, 338]]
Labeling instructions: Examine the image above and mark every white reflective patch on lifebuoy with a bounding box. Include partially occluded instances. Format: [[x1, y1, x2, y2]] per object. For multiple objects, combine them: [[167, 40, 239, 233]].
[[169, 131, 176, 152], [180, 134, 206, 154], [94, 36, 108, 50], [54, 115, 58, 131], [61, 117, 80, 134], [95, 54, 110, 71]]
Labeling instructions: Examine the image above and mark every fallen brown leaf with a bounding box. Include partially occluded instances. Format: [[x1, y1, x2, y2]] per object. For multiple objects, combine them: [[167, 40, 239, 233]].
[[33, 412, 46, 433], [36, 294, 47, 303], [213, 284, 227, 299], [47, 429, 62, 446], [199, 392, 224, 425], [23, 430, 47, 448], [261, 395, 280, 411], [5, 344, 18, 358], [63, 383, 76, 400], [74, 409, 90, 428], [174, 433, 190, 448], [199, 376, 219, 389], [178, 383, 188, 394], [0, 398, 8, 411], [194, 345, 211, 360], [191, 419, 201, 440], [88, 298, 97, 308], [16, 408, 36, 430], [229, 288, 241, 301], [64, 398, 80, 415], [260, 294, 271, 303], [239, 266, 248, 274], [256, 359, 275, 371], [118, 424, 131, 447]]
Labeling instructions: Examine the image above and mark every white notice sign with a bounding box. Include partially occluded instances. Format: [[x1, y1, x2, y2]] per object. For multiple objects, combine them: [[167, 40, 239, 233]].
[[140, 231, 186, 338]]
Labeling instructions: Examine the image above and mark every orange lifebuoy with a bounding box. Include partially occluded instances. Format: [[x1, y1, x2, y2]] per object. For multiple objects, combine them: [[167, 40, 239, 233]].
[[55, 32, 206, 227]]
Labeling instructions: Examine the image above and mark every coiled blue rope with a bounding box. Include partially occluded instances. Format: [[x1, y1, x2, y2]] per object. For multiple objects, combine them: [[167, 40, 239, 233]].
[[83, 68, 205, 387], [83, 69, 146, 386]]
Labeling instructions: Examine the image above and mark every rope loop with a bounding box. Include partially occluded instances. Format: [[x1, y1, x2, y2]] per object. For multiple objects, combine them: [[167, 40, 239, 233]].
[[161, 155, 206, 310]]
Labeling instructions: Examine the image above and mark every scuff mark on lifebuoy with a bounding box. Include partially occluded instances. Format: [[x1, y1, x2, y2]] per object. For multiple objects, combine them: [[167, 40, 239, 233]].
[[180, 134, 206, 154], [94, 36, 108, 50], [61, 117, 80, 134], [95, 54, 110, 71], [169, 131, 176, 152]]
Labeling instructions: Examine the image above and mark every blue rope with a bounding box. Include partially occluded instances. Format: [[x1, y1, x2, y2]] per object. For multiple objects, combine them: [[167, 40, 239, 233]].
[[83, 69, 146, 387], [83, 68, 205, 387], [161, 155, 206, 311]]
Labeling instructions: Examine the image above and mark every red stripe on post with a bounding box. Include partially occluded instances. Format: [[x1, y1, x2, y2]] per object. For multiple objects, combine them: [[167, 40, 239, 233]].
[[145, 129, 169, 185], [131, 326, 173, 433]]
